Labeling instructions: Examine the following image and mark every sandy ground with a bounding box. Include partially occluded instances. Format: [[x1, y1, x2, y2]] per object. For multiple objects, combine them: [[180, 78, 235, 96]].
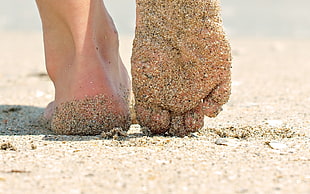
[[0, 32, 309, 194]]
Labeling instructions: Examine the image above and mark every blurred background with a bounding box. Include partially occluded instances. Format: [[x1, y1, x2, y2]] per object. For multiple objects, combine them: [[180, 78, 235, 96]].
[[0, 0, 310, 39]]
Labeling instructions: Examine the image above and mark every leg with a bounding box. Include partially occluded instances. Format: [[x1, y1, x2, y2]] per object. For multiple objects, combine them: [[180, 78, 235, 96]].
[[131, 0, 231, 137], [36, 0, 131, 135]]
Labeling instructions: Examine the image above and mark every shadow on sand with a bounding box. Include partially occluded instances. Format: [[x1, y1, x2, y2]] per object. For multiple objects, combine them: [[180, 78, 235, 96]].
[[0, 105, 54, 136]]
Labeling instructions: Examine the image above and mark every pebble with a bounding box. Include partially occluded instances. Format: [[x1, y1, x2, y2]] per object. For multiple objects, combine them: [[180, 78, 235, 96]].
[[156, 159, 170, 165], [0, 142, 17, 151]]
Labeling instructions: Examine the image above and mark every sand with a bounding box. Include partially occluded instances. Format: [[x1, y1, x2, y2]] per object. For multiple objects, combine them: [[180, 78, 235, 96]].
[[0, 32, 310, 193]]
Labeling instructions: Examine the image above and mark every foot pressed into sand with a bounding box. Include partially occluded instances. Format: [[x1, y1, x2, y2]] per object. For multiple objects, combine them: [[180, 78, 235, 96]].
[[51, 94, 130, 135], [131, 0, 232, 137], [36, 0, 131, 135]]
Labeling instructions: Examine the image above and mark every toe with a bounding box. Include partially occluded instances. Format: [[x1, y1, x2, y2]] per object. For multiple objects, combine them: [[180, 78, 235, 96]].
[[169, 115, 186, 137], [135, 104, 170, 135], [184, 103, 204, 131], [169, 103, 204, 137], [202, 97, 223, 118], [209, 79, 231, 106], [203, 79, 231, 117]]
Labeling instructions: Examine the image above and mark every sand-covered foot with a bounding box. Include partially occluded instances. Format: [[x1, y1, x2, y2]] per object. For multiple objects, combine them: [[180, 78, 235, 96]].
[[131, 0, 232, 136], [52, 94, 130, 135], [36, 0, 131, 135], [47, 52, 131, 135]]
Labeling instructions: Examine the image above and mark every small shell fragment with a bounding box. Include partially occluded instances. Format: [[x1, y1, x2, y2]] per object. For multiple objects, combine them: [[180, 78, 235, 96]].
[[266, 141, 287, 150], [215, 138, 237, 146], [215, 138, 228, 146]]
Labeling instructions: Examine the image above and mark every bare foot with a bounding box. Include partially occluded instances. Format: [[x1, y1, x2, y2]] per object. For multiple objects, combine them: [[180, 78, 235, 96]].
[[131, 0, 232, 137], [36, 0, 131, 135]]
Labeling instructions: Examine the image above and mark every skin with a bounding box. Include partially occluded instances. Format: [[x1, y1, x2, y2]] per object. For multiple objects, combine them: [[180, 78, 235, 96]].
[[35, 0, 131, 134], [131, 0, 232, 137]]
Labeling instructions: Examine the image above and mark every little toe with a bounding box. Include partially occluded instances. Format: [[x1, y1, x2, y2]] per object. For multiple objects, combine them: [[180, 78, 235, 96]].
[[208, 79, 231, 106], [202, 97, 223, 118], [203, 79, 231, 117], [135, 104, 170, 135]]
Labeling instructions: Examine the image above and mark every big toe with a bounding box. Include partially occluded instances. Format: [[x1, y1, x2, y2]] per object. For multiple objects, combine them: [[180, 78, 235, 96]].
[[135, 104, 170, 135]]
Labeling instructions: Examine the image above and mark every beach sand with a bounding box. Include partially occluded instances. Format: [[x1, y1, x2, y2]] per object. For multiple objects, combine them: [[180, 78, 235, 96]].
[[0, 32, 309, 193]]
